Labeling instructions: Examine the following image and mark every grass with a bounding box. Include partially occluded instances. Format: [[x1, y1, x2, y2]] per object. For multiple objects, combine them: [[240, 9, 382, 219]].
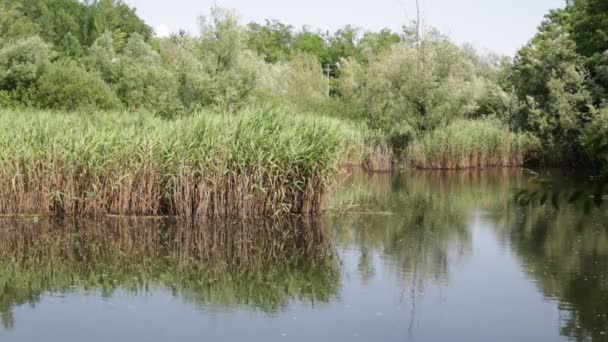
[[0, 108, 355, 220], [407, 119, 533, 169]]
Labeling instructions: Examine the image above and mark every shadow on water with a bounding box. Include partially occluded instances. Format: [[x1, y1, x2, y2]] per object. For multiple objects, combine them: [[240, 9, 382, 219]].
[[0, 217, 340, 330]]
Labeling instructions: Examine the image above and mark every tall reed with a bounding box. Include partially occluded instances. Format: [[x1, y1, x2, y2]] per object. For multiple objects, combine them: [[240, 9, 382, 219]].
[[407, 119, 531, 169], [0, 108, 349, 220]]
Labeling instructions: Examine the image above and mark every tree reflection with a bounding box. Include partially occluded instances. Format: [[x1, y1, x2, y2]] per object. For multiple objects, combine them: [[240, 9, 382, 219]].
[[0, 218, 339, 330], [501, 204, 608, 341], [332, 169, 523, 289]]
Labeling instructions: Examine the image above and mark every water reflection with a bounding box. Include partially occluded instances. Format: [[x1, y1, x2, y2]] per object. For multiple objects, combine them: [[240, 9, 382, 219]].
[[0, 218, 339, 330], [501, 203, 608, 341], [0, 170, 606, 341], [331, 170, 523, 287], [332, 169, 607, 341]]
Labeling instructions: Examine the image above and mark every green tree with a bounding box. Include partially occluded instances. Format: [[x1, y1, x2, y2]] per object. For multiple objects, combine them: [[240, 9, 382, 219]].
[[246, 20, 293, 63], [326, 26, 361, 74], [292, 29, 329, 66], [510, 8, 599, 163], [0, 36, 54, 106], [9, 0, 151, 55], [198, 7, 261, 112], [85, 31, 120, 84], [11, 0, 85, 55], [157, 33, 214, 111], [0, 1, 39, 46], [84, 0, 152, 49], [358, 29, 401, 62], [115, 34, 180, 113], [34, 59, 120, 110]]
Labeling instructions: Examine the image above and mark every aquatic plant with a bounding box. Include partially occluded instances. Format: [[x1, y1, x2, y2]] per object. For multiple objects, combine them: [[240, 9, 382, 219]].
[[0, 108, 352, 220], [407, 119, 533, 169]]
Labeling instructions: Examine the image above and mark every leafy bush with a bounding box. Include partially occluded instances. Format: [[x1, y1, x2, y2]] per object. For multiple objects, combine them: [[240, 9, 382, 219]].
[[0, 36, 53, 92], [35, 60, 120, 110], [338, 34, 507, 134], [116, 58, 180, 112]]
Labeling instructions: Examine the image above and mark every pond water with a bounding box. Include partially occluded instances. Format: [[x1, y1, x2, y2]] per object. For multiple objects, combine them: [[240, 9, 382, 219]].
[[0, 170, 606, 342]]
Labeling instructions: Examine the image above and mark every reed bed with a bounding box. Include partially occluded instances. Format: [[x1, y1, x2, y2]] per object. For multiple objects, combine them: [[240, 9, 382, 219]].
[[335, 124, 395, 172], [365, 139, 394, 172], [0, 108, 350, 221], [407, 119, 531, 169]]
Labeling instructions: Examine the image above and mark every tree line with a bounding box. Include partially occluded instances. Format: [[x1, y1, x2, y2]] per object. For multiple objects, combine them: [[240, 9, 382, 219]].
[[0, 0, 606, 166]]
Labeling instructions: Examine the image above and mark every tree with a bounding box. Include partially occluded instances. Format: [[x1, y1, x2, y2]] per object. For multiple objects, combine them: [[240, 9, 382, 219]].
[[246, 20, 293, 63], [510, 8, 599, 163], [326, 26, 361, 74], [339, 36, 491, 134], [11, 0, 85, 55], [84, 0, 152, 49], [358, 29, 401, 62], [0, 36, 54, 105], [0, 1, 39, 46], [292, 29, 330, 66], [258, 53, 325, 108], [567, 0, 608, 100], [8, 0, 151, 55], [85, 31, 120, 84], [115, 34, 180, 113], [198, 7, 261, 112], [35, 59, 120, 110]]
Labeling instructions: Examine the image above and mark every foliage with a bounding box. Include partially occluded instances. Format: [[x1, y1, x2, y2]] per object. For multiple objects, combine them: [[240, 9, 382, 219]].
[[338, 34, 507, 139], [5, 2, 605, 170], [198, 7, 261, 112], [258, 52, 326, 107], [246, 19, 293, 63], [34, 59, 120, 110], [0, 36, 54, 106], [509, 1, 608, 164], [6, 0, 151, 56], [115, 33, 181, 113], [0, 1, 39, 46]]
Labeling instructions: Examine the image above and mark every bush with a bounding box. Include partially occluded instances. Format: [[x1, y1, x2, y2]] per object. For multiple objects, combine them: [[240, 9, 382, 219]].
[[35, 60, 120, 110], [0, 36, 52, 92], [337, 37, 507, 133]]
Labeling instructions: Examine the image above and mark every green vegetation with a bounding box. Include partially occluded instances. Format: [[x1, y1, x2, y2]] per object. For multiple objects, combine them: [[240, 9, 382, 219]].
[[0, 108, 353, 219], [0, 0, 531, 172], [408, 119, 533, 169], [0, 0, 607, 212], [509, 0, 608, 166]]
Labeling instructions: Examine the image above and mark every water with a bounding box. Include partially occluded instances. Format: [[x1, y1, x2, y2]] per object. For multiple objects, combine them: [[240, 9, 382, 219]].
[[0, 170, 606, 342]]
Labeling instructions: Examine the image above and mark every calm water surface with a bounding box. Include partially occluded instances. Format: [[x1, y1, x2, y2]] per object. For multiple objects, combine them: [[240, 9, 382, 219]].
[[0, 170, 606, 341]]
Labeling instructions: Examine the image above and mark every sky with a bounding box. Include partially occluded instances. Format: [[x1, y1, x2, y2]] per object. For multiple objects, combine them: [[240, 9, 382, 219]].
[[124, 0, 566, 56]]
